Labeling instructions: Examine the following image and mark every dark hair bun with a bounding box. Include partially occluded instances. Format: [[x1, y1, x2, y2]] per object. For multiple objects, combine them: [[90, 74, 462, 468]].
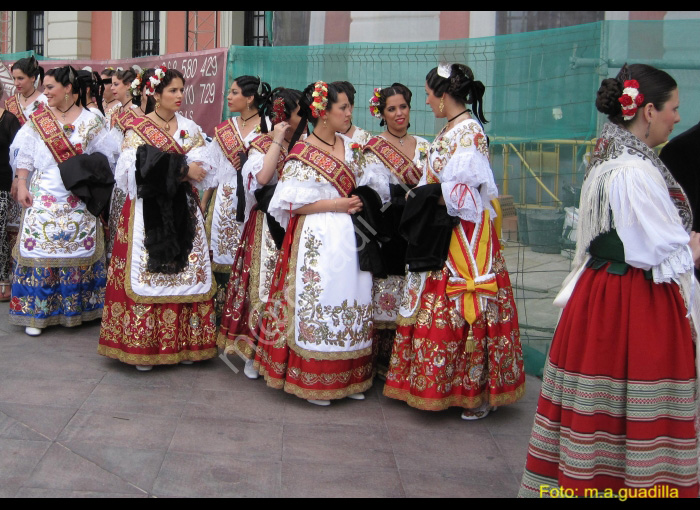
[[595, 78, 624, 118]]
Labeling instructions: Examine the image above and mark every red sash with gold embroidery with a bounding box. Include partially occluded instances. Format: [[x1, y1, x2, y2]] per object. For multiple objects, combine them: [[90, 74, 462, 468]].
[[287, 141, 356, 197], [112, 107, 138, 131], [213, 118, 247, 167], [5, 95, 27, 125], [364, 136, 422, 187], [123, 115, 185, 155], [30, 104, 84, 163], [250, 134, 287, 171]]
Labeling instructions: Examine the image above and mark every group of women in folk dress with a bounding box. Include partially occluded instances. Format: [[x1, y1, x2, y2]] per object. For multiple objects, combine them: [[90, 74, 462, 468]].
[[3, 54, 698, 496]]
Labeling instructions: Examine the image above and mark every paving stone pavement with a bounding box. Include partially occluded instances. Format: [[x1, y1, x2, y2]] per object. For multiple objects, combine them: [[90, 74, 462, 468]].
[[0, 297, 545, 498]]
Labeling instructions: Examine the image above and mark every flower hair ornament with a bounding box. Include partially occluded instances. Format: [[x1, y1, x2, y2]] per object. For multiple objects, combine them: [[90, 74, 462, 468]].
[[144, 66, 167, 96], [310, 81, 329, 119], [369, 87, 382, 119], [618, 79, 644, 121], [271, 97, 288, 124], [437, 62, 452, 79], [129, 66, 144, 98]]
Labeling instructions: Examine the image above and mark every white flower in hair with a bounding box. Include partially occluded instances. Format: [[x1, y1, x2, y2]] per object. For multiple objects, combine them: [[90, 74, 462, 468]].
[[437, 62, 452, 79]]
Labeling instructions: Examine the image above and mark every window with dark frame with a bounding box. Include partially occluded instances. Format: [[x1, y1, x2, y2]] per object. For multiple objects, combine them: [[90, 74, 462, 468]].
[[244, 11, 269, 47], [496, 11, 604, 35], [133, 11, 160, 57], [26, 11, 44, 55]]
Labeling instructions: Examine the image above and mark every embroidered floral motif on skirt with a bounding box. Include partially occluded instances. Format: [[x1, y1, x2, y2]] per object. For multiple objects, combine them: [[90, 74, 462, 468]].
[[97, 197, 218, 365], [518, 265, 699, 498], [383, 220, 525, 411], [253, 215, 374, 400], [9, 253, 107, 328]]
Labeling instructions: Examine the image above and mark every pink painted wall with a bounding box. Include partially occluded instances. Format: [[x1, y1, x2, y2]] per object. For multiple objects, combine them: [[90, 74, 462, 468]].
[[630, 11, 667, 21], [167, 11, 187, 54], [91, 11, 112, 60], [325, 11, 351, 44], [440, 11, 470, 40]]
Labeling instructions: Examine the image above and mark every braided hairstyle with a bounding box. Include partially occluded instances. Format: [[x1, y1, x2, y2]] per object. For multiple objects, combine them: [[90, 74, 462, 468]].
[[595, 63, 677, 126], [233, 75, 272, 133], [77, 69, 105, 115], [11, 55, 45, 87], [45, 65, 85, 107], [377, 83, 412, 127], [426, 63, 488, 125]]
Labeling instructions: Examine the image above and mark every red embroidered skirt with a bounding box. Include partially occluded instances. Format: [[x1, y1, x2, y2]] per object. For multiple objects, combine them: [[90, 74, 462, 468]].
[[218, 207, 263, 359], [253, 215, 374, 400], [97, 197, 218, 365], [518, 264, 698, 497], [383, 219, 525, 411]]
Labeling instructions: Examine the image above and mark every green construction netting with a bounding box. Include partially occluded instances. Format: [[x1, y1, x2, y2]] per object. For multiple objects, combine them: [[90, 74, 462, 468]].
[[224, 19, 700, 375]]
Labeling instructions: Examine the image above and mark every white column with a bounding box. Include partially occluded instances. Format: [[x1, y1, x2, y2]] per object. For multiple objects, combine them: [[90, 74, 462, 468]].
[[159, 11, 167, 55], [111, 11, 133, 60], [220, 11, 245, 47], [46, 11, 91, 59], [469, 11, 497, 39], [349, 11, 439, 43], [308, 11, 326, 45]]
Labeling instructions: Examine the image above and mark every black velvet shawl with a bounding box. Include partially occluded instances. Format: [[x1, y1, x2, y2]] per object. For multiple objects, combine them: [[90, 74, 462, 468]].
[[58, 152, 115, 223], [399, 183, 459, 272], [134, 144, 196, 274], [254, 183, 286, 250], [350, 185, 391, 278]]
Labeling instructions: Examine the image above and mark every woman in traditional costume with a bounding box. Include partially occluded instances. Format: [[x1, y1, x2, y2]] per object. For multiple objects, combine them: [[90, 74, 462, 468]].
[[100, 68, 121, 126], [332, 81, 372, 145], [0, 106, 21, 302], [5, 56, 48, 300], [518, 64, 700, 498], [218, 87, 304, 379], [202, 75, 272, 318], [253, 81, 385, 405], [10, 65, 117, 336], [361, 83, 429, 379], [106, 67, 154, 260], [383, 63, 525, 420], [97, 67, 218, 371]]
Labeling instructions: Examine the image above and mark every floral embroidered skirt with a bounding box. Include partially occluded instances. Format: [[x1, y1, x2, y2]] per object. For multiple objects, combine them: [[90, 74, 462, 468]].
[[518, 265, 699, 498], [97, 197, 218, 366], [383, 220, 525, 411], [253, 215, 374, 400], [9, 254, 107, 328], [371, 275, 405, 379], [218, 208, 279, 360]]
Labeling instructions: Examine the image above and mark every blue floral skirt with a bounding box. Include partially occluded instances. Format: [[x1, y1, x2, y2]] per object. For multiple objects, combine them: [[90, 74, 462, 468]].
[[8, 254, 107, 328]]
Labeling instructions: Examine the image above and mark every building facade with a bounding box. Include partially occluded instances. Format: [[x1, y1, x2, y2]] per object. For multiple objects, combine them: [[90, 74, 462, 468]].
[[2, 11, 699, 58]]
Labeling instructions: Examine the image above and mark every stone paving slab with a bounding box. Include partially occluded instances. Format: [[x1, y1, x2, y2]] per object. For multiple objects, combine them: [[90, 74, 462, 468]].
[[0, 291, 544, 498]]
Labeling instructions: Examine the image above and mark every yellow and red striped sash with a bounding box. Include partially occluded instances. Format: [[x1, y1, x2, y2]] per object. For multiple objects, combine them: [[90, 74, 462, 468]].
[[364, 136, 422, 186], [287, 141, 356, 197], [445, 210, 498, 326], [30, 104, 83, 164]]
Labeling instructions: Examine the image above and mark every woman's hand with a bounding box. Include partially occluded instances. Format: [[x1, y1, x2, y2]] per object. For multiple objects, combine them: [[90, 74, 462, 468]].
[[690, 231, 700, 268], [273, 121, 290, 144], [231, 154, 242, 171], [16, 181, 33, 208], [342, 196, 363, 214], [187, 162, 207, 182]]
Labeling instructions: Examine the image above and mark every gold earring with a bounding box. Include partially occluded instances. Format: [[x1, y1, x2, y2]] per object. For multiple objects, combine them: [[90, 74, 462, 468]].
[[65, 93, 70, 104], [645, 121, 651, 138], [439, 96, 444, 114], [155, 101, 160, 110]]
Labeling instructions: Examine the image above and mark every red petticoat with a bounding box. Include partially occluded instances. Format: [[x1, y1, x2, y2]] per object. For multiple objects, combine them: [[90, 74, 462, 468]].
[[518, 264, 698, 497], [383, 219, 525, 411], [97, 196, 218, 365]]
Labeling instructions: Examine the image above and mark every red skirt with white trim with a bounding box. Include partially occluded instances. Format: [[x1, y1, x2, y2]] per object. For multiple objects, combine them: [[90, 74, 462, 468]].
[[518, 264, 698, 497]]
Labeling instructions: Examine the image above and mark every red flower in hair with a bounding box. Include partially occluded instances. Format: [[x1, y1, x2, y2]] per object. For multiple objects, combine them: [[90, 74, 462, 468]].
[[619, 95, 634, 107], [623, 79, 640, 89]]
